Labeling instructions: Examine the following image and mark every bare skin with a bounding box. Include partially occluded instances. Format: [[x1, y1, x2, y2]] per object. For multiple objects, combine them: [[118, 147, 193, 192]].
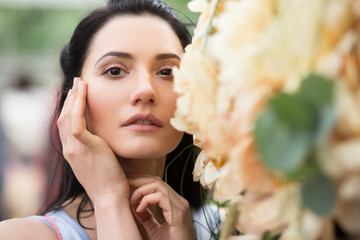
[[0, 15, 196, 240]]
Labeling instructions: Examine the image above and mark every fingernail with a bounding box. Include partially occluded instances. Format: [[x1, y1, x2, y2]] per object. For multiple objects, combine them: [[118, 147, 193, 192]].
[[78, 81, 85, 90], [136, 205, 141, 212], [73, 77, 79, 88]]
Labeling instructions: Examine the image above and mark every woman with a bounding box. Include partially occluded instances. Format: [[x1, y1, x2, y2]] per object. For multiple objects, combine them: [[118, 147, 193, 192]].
[[0, 0, 219, 239]]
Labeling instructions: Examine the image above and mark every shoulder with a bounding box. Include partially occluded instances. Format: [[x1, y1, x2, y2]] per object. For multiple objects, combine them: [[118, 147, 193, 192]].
[[0, 218, 59, 240]]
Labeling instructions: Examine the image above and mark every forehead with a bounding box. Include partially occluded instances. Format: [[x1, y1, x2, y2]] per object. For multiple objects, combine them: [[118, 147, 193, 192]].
[[86, 14, 183, 62]]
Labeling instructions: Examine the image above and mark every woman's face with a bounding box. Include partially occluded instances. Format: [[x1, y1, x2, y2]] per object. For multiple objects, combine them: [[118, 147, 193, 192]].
[[81, 14, 184, 160]]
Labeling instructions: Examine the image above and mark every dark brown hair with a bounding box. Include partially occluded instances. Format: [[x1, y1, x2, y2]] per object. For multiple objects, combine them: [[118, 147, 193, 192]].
[[43, 0, 201, 227]]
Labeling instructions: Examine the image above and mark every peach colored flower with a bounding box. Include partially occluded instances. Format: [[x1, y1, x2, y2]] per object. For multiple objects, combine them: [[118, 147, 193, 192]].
[[235, 187, 298, 235], [193, 150, 221, 189], [227, 235, 260, 240], [336, 186, 360, 235], [279, 210, 324, 240], [171, 45, 218, 135], [173, 0, 360, 239], [318, 138, 360, 179], [214, 138, 282, 202]]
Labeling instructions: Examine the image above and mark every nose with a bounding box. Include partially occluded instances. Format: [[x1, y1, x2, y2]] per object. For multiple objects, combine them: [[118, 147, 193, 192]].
[[130, 70, 158, 105]]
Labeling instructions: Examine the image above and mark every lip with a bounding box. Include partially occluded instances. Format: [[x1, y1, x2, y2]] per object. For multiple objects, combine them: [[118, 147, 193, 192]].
[[122, 113, 163, 128]]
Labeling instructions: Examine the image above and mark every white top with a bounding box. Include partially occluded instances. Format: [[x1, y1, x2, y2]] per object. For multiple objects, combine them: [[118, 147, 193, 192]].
[[29, 205, 221, 240]]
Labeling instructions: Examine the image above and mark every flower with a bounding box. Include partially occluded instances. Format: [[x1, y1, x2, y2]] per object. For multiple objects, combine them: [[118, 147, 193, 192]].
[[235, 189, 292, 235], [193, 150, 221, 189], [171, 45, 218, 135], [172, 0, 360, 239], [214, 138, 282, 202]]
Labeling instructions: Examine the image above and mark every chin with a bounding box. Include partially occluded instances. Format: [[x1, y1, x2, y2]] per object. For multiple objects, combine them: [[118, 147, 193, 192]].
[[116, 151, 166, 160], [113, 143, 179, 160], [108, 132, 184, 160]]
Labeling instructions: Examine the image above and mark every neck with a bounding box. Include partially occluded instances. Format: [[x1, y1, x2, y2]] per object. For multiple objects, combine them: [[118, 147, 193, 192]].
[[117, 156, 166, 178], [63, 156, 167, 240]]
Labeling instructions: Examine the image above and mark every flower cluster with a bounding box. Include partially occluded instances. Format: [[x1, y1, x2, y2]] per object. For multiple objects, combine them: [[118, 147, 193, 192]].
[[171, 0, 360, 239]]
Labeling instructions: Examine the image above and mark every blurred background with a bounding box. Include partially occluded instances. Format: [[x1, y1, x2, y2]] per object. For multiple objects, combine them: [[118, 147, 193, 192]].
[[0, 0, 198, 220]]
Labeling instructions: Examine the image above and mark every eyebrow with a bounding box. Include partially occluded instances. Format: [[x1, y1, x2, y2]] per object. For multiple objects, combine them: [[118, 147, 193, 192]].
[[155, 53, 181, 61], [95, 52, 133, 66], [95, 51, 181, 67]]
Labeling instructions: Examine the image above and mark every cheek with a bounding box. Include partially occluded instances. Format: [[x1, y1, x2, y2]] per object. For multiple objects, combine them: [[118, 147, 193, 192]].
[[170, 129, 184, 149], [164, 98, 184, 153], [84, 84, 119, 133], [164, 89, 178, 117]]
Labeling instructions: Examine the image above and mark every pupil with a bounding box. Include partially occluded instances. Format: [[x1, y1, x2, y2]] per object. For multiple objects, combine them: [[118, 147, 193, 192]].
[[110, 68, 121, 75], [161, 69, 171, 75]]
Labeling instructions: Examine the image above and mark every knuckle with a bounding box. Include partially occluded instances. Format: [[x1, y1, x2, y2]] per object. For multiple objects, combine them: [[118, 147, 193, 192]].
[[71, 127, 81, 138], [56, 117, 63, 126], [63, 148, 75, 161], [183, 199, 190, 209], [154, 176, 163, 184], [158, 191, 166, 198], [179, 198, 190, 211], [71, 121, 84, 138], [94, 137, 107, 148]]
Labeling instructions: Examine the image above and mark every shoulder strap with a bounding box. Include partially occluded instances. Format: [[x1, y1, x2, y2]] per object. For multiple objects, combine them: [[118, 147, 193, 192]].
[[43, 216, 63, 240]]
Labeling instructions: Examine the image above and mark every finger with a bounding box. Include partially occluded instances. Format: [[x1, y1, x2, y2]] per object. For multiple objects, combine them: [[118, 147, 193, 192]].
[[57, 89, 72, 144], [135, 192, 165, 213], [58, 78, 80, 147], [135, 191, 175, 225], [132, 207, 160, 235], [71, 79, 85, 119], [59, 78, 79, 120], [70, 80, 107, 150], [129, 179, 169, 206], [71, 80, 87, 134]]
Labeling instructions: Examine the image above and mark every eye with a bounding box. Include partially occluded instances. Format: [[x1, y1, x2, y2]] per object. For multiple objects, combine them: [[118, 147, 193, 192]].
[[105, 67, 124, 76], [159, 68, 172, 76], [157, 68, 174, 81]]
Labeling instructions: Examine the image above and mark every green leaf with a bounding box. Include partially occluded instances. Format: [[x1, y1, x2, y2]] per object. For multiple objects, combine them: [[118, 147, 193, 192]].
[[269, 93, 316, 129], [255, 109, 311, 175], [314, 105, 335, 146], [301, 174, 336, 216], [262, 232, 281, 240], [299, 74, 334, 108], [254, 73, 335, 180], [285, 156, 319, 182]]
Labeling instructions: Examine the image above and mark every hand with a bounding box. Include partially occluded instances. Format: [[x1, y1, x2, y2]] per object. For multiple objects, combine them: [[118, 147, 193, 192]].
[[57, 78, 129, 205], [128, 174, 196, 240]]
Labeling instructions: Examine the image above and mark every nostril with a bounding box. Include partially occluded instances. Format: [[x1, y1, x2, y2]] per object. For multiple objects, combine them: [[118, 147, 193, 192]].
[[131, 80, 158, 105], [134, 97, 155, 104]]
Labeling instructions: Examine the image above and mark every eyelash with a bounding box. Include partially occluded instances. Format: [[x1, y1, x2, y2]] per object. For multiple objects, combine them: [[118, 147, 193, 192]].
[[157, 68, 174, 80], [102, 66, 126, 78], [101, 65, 175, 80]]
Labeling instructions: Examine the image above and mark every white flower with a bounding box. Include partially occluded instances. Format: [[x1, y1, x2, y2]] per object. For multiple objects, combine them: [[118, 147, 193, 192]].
[[188, 0, 222, 44], [319, 138, 360, 179], [214, 138, 281, 202], [171, 45, 217, 134], [235, 187, 299, 235], [280, 210, 324, 240], [187, 0, 210, 13], [193, 150, 221, 189], [339, 175, 360, 201], [174, 0, 360, 238], [336, 185, 360, 235], [227, 234, 260, 240]]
